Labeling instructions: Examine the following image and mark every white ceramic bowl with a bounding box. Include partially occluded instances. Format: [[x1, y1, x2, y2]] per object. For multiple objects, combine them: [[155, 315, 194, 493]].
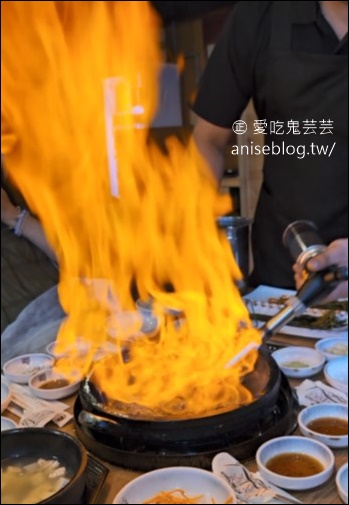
[[1, 379, 11, 414], [2, 428, 87, 504], [256, 436, 335, 491], [3, 354, 55, 384], [46, 339, 90, 359], [107, 310, 161, 341], [324, 357, 348, 393], [271, 346, 325, 378], [135, 298, 153, 314], [29, 368, 82, 400], [315, 337, 348, 361], [112, 467, 236, 504], [336, 463, 348, 504], [1, 416, 17, 431], [298, 403, 348, 448], [107, 311, 143, 339]]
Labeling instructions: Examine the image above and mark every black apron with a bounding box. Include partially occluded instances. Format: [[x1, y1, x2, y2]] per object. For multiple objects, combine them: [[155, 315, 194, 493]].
[[249, 1, 348, 288]]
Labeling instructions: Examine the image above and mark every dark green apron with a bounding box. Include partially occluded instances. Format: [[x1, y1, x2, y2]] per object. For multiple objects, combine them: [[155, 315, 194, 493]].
[[250, 1, 348, 288]]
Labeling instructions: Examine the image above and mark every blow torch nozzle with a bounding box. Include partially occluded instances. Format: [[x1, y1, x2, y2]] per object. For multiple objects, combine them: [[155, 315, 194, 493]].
[[261, 265, 348, 341], [261, 219, 348, 342]]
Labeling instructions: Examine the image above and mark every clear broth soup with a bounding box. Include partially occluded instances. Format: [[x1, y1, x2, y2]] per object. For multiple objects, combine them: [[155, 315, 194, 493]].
[[1, 456, 70, 504]]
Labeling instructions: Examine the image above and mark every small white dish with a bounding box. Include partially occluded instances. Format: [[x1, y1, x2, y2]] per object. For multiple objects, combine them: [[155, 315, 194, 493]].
[[336, 463, 348, 504], [46, 341, 58, 357], [135, 298, 153, 314], [298, 403, 348, 448], [107, 310, 160, 341], [46, 339, 90, 359], [272, 346, 325, 378], [1, 379, 11, 413], [256, 436, 335, 491], [47, 339, 117, 364], [112, 467, 236, 504], [324, 357, 348, 393], [1, 416, 17, 431], [315, 337, 348, 361], [107, 311, 143, 340], [3, 353, 55, 384], [28, 368, 82, 400]]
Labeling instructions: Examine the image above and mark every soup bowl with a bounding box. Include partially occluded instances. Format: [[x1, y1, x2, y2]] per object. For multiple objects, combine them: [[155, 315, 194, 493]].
[[1, 428, 87, 504]]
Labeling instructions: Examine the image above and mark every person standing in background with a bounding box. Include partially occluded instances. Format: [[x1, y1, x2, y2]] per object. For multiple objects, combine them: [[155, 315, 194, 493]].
[[193, 1, 348, 289]]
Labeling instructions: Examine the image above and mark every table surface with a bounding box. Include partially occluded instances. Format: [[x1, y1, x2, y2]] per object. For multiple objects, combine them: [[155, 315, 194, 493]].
[[60, 333, 347, 505], [6, 333, 347, 504]]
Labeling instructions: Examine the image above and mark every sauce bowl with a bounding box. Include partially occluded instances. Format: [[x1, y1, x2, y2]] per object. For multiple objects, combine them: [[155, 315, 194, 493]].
[[298, 403, 348, 448], [29, 368, 82, 400], [256, 436, 335, 490]]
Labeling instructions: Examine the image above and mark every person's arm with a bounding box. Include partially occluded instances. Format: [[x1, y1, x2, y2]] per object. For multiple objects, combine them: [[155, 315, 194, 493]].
[[1, 187, 56, 261], [191, 3, 269, 183], [193, 118, 233, 184], [293, 239, 348, 302]]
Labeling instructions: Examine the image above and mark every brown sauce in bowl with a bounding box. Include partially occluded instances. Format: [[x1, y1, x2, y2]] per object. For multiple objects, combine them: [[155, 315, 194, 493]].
[[266, 453, 324, 477], [307, 417, 348, 436], [39, 379, 70, 390]]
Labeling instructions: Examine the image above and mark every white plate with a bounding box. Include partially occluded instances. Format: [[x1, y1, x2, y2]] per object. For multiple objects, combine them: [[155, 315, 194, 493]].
[[1, 416, 17, 431], [272, 346, 325, 378], [245, 286, 348, 338], [113, 467, 236, 504], [3, 353, 55, 384], [1, 379, 11, 413]]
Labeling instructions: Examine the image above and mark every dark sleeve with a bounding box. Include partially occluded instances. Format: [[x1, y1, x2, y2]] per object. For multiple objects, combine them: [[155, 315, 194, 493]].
[[1, 228, 58, 333], [192, 1, 271, 127]]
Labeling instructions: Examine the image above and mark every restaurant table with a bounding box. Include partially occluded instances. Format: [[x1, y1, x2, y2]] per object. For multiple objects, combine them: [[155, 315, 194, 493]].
[[7, 333, 347, 504], [56, 334, 346, 505]]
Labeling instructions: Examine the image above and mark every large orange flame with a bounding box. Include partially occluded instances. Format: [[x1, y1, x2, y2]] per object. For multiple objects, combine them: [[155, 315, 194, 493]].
[[1, 1, 261, 418]]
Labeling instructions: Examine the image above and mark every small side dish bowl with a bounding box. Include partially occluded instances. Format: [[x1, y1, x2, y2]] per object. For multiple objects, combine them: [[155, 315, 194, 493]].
[[107, 311, 143, 339], [336, 463, 348, 504], [315, 337, 348, 361], [3, 353, 55, 384], [1, 379, 11, 413], [271, 346, 325, 378], [46, 339, 90, 359], [135, 297, 153, 315], [112, 467, 236, 504], [29, 368, 82, 400], [256, 436, 335, 491], [1, 416, 17, 431], [298, 403, 348, 448], [324, 356, 348, 393], [1, 428, 87, 504]]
